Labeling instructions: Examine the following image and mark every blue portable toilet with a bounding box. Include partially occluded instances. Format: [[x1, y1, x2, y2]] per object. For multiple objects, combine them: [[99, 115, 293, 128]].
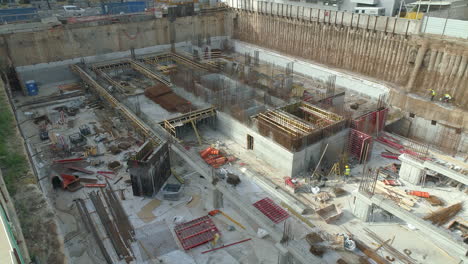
[[25, 80, 38, 96]]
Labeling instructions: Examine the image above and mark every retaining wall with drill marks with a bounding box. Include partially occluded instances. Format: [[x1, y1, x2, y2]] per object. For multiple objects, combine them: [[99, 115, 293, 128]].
[[230, 11, 468, 109]]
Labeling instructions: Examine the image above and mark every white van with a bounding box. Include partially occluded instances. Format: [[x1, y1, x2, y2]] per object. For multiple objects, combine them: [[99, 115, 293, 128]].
[[354, 7, 385, 16], [63, 5, 85, 16]]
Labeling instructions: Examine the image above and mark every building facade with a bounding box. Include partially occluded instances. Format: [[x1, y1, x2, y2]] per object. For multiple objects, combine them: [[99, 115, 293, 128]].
[[255, 0, 415, 16]]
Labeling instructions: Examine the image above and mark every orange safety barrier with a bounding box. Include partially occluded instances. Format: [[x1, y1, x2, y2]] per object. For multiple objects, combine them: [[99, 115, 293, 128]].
[[407, 190, 430, 198]]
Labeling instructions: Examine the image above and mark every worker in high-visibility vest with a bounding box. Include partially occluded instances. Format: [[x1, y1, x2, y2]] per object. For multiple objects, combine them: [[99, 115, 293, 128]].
[[344, 165, 351, 180], [429, 89, 436, 101], [442, 94, 452, 103]]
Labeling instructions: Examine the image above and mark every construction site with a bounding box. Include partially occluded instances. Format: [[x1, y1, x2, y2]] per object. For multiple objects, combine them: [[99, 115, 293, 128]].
[[0, 1, 467, 264]]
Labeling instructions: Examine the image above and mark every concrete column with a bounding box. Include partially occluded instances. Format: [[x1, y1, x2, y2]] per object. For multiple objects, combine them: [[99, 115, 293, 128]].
[[352, 193, 372, 222], [406, 41, 429, 92], [212, 188, 223, 209], [398, 154, 425, 184], [169, 20, 176, 53], [276, 243, 292, 264]]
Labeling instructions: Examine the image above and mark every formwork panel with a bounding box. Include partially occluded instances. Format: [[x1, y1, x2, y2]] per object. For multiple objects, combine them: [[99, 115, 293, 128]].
[[174, 216, 220, 250], [351, 108, 388, 135], [348, 129, 373, 163], [253, 198, 289, 224]]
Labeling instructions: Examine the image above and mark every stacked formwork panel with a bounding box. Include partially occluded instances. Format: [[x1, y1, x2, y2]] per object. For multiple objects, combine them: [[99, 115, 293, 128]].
[[348, 129, 373, 163]]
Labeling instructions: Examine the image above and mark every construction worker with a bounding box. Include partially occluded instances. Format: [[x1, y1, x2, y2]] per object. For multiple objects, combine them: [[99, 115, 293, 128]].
[[429, 89, 436, 101], [344, 165, 351, 180], [442, 93, 452, 103]]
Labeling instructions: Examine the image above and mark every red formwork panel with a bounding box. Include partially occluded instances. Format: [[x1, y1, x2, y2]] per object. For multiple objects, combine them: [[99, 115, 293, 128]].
[[174, 216, 220, 250], [348, 129, 373, 163], [352, 108, 388, 135], [253, 198, 289, 224]]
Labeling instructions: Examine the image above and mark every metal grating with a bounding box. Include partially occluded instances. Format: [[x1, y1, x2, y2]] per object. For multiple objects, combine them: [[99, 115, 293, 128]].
[[174, 216, 220, 250], [253, 198, 289, 224]]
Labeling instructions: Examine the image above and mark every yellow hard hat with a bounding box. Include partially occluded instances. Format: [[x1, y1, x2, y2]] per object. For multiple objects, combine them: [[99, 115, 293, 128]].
[[345, 165, 349, 168]]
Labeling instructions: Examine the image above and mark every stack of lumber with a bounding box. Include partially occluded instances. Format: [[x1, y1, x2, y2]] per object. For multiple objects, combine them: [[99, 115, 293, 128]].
[[374, 181, 418, 211]]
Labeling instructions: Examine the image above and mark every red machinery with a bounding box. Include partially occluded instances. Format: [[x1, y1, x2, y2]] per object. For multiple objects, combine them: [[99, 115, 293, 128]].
[[284, 177, 301, 189], [52, 174, 82, 192]]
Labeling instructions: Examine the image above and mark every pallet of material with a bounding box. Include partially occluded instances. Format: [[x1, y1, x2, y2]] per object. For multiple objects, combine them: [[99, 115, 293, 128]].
[[153, 93, 192, 113], [374, 181, 418, 210], [144, 83, 172, 98], [316, 204, 343, 224]]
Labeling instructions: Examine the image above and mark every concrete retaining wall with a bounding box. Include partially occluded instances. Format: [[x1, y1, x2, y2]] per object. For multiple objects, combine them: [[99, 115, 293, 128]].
[[0, 13, 226, 67], [233, 40, 390, 99], [228, 0, 420, 35], [230, 11, 468, 108]]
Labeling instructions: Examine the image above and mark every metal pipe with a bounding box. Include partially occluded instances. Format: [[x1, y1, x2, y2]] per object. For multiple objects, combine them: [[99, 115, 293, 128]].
[[201, 238, 252, 254]]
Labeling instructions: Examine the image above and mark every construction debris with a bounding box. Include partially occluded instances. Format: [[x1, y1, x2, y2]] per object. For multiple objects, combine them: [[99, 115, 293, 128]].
[[374, 181, 418, 211], [332, 187, 347, 197], [226, 173, 241, 186], [108, 161, 122, 170], [353, 236, 390, 264], [364, 228, 416, 264], [316, 204, 343, 224], [425, 195, 444, 206], [51, 174, 82, 192], [424, 202, 463, 226]]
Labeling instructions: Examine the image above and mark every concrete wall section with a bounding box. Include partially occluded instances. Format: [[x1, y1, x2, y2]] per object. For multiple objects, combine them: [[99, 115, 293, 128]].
[[388, 90, 468, 154], [217, 112, 295, 176], [233, 40, 390, 99], [217, 111, 349, 177], [292, 128, 349, 176], [1, 13, 226, 67]]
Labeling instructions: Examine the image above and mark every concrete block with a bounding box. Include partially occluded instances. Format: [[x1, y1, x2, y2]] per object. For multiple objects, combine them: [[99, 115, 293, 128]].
[[399, 154, 425, 184], [352, 193, 373, 222]]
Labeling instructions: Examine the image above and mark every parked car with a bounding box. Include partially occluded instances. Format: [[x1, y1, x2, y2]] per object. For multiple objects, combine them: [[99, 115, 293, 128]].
[[62, 5, 85, 16]]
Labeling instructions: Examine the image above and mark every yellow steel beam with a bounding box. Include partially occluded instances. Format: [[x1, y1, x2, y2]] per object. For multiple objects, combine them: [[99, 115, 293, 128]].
[[220, 211, 246, 230], [128, 60, 172, 87], [191, 120, 203, 146]]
